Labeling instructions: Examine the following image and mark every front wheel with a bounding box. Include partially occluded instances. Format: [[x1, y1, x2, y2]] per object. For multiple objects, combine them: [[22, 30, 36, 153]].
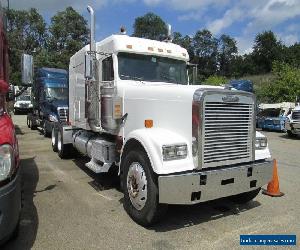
[[57, 127, 73, 159], [230, 188, 261, 204], [122, 149, 167, 226]]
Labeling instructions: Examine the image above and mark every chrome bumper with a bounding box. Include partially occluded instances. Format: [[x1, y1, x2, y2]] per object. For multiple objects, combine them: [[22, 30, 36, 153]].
[[158, 160, 273, 205]]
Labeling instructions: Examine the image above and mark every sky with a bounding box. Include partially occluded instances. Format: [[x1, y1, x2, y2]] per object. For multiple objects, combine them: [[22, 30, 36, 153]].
[[6, 0, 300, 54]]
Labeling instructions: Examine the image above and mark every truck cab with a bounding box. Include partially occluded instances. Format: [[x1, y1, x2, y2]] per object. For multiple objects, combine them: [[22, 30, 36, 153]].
[[285, 105, 300, 137], [0, 4, 21, 244], [27, 67, 68, 136]]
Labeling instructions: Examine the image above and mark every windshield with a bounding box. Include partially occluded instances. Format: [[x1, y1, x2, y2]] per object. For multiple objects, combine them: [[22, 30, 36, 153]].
[[45, 87, 68, 101], [118, 53, 188, 84], [17, 95, 31, 101], [257, 108, 281, 118]]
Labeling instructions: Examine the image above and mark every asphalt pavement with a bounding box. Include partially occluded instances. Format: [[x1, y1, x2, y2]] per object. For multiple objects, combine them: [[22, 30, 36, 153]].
[[3, 115, 300, 250]]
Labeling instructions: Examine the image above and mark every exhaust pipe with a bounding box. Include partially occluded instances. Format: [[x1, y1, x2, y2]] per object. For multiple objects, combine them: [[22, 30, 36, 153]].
[[166, 24, 172, 42], [86, 5, 101, 132], [87, 5, 96, 52]]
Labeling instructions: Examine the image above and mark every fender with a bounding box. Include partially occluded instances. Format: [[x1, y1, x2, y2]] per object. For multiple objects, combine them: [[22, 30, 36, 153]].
[[121, 128, 195, 175]]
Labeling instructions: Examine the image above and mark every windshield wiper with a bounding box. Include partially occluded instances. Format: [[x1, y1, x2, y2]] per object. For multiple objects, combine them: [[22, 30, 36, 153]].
[[120, 74, 144, 82]]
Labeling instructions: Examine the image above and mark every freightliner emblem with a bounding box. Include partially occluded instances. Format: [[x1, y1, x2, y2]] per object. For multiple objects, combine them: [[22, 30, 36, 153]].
[[222, 95, 239, 102]]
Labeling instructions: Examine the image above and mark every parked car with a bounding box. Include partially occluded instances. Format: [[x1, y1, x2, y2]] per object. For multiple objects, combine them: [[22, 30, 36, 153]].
[[0, 3, 22, 244], [14, 94, 33, 114]]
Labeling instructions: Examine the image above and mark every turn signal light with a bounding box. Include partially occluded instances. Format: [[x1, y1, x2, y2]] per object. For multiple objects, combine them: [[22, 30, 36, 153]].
[[145, 120, 153, 128]]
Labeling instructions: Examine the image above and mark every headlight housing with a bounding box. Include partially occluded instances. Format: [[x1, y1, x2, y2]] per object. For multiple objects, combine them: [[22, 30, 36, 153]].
[[255, 137, 268, 150], [0, 144, 14, 182], [162, 144, 188, 161], [49, 114, 58, 122]]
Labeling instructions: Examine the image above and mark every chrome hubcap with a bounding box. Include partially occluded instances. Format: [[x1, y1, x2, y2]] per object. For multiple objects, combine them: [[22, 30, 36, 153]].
[[127, 162, 147, 210]]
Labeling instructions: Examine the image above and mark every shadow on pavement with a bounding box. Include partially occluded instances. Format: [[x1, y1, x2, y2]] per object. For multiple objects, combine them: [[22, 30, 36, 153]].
[[150, 199, 261, 232], [14, 125, 25, 135], [3, 157, 39, 250], [279, 134, 299, 140]]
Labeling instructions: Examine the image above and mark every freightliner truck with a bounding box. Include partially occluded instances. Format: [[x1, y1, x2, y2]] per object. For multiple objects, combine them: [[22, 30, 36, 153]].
[[27, 67, 69, 137], [23, 6, 273, 226]]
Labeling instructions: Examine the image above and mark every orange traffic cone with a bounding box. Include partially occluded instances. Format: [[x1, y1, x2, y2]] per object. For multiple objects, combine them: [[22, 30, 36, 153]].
[[262, 159, 284, 197]]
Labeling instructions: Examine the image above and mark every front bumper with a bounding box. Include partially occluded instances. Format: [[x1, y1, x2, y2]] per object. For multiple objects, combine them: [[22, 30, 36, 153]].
[[0, 171, 21, 242], [289, 122, 300, 134], [158, 160, 273, 205]]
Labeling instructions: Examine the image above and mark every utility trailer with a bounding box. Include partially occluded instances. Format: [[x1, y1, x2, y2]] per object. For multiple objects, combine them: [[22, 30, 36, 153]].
[[27, 68, 69, 137], [26, 6, 272, 226]]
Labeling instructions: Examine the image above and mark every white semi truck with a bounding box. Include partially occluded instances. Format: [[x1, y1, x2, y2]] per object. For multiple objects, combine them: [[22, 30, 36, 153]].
[[23, 6, 272, 226]]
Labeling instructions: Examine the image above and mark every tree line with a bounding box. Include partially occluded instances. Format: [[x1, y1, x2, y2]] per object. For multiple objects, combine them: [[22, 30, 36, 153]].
[[5, 8, 300, 102]]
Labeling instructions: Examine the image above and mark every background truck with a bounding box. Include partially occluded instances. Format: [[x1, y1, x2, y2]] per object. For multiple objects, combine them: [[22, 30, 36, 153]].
[[13, 86, 32, 114], [285, 105, 300, 137], [23, 6, 273, 226], [257, 102, 295, 132], [0, 3, 21, 244], [27, 67, 69, 137]]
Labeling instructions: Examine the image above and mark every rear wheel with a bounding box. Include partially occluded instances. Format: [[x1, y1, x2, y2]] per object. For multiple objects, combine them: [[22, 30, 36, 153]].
[[230, 188, 261, 204], [43, 122, 50, 137], [122, 149, 167, 226]]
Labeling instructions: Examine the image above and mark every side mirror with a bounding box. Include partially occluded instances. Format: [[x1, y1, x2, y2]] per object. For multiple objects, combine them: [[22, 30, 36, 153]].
[[21, 54, 34, 86], [84, 53, 94, 80]]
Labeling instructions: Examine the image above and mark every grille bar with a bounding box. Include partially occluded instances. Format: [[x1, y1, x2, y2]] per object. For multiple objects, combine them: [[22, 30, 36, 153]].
[[292, 111, 300, 120], [202, 101, 253, 168], [58, 107, 69, 122]]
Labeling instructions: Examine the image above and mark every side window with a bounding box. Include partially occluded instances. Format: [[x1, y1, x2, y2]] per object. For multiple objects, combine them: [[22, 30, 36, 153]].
[[102, 56, 114, 81]]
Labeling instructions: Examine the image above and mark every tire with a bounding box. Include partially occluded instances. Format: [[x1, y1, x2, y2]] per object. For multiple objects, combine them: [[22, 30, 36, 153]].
[[27, 118, 30, 128], [122, 149, 167, 226], [43, 122, 50, 137], [287, 130, 297, 138], [230, 188, 261, 204], [51, 127, 58, 152], [57, 127, 73, 159]]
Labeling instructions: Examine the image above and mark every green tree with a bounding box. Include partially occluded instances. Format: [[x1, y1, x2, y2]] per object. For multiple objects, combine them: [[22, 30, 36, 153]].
[[48, 7, 89, 69], [133, 12, 167, 40], [192, 29, 218, 77], [173, 32, 194, 59], [257, 62, 300, 103], [252, 31, 283, 74], [218, 34, 238, 77], [6, 8, 46, 84]]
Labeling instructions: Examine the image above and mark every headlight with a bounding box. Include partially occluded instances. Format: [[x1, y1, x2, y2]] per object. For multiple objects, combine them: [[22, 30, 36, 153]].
[[29, 104, 33, 107], [162, 144, 188, 161], [255, 137, 268, 150], [14, 103, 20, 108], [0, 144, 14, 182], [49, 114, 58, 122]]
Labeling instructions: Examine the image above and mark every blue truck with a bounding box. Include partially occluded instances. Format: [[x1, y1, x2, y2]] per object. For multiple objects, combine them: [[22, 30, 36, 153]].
[[229, 80, 253, 93], [27, 67, 69, 137]]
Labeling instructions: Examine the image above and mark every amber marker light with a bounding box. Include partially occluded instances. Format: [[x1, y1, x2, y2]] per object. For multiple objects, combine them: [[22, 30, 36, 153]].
[[145, 120, 153, 128], [126, 45, 133, 49]]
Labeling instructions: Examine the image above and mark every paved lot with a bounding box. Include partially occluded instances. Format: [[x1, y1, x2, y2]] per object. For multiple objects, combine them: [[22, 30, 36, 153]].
[[3, 115, 300, 250]]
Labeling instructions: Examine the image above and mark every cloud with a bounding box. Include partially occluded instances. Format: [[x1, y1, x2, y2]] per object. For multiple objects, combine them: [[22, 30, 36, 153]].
[[143, 0, 231, 11], [207, 7, 243, 34]]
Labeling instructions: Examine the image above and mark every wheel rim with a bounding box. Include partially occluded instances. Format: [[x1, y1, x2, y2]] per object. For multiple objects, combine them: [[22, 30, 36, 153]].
[[127, 162, 147, 210], [57, 131, 62, 152], [51, 129, 56, 146]]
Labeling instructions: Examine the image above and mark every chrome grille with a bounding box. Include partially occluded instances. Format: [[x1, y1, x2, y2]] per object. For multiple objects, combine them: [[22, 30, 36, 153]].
[[58, 107, 68, 122], [292, 111, 300, 120], [202, 102, 253, 168]]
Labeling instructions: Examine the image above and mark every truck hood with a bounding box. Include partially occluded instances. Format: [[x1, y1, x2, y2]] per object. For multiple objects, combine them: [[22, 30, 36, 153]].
[[118, 81, 224, 102]]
